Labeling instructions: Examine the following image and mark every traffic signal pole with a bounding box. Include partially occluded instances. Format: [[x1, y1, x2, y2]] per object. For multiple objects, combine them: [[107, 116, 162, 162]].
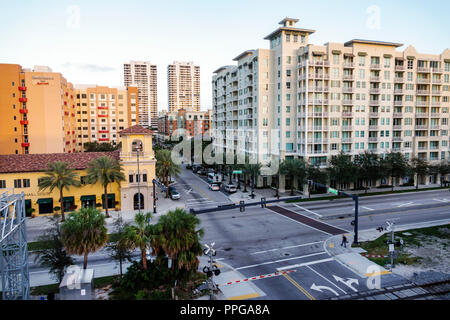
[[307, 180, 359, 245]]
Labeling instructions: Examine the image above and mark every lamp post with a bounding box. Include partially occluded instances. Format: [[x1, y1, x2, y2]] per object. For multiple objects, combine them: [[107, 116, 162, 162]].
[[136, 144, 141, 214]]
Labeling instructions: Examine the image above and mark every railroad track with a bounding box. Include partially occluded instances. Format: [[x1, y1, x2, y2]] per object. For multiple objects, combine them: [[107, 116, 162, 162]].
[[331, 279, 450, 300]]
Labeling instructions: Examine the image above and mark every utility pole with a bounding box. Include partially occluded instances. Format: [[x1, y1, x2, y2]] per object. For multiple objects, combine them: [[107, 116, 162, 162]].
[[387, 220, 395, 271]]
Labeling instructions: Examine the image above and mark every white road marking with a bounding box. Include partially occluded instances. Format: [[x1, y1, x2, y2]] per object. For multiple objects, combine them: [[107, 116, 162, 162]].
[[306, 266, 347, 294], [397, 202, 415, 207], [362, 206, 374, 211], [250, 241, 324, 255], [433, 198, 449, 203], [277, 257, 334, 271], [235, 252, 328, 271], [310, 283, 340, 296], [292, 203, 323, 218]]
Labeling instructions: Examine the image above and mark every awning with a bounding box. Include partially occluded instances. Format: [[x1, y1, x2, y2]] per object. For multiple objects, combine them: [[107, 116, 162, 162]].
[[80, 195, 96, 201], [63, 196, 74, 202], [332, 50, 342, 54], [384, 54, 393, 58], [37, 198, 53, 204], [101, 194, 115, 201], [358, 52, 367, 56], [344, 53, 355, 57]]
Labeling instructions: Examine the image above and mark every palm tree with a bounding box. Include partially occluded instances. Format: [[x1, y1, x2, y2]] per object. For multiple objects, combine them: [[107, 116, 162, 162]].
[[410, 158, 429, 189], [151, 208, 204, 278], [156, 149, 182, 198], [61, 207, 108, 269], [38, 161, 81, 222], [121, 212, 153, 270], [246, 163, 262, 197], [280, 158, 307, 196], [86, 156, 125, 218], [327, 152, 358, 191], [306, 164, 327, 198]]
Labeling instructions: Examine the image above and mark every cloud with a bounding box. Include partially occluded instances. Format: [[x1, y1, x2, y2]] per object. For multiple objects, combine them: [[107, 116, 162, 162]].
[[61, 62, 116, 72]]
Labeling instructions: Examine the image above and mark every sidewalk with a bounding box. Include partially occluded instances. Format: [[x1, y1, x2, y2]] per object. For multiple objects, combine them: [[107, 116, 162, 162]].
[[324, 218, 450, 278]]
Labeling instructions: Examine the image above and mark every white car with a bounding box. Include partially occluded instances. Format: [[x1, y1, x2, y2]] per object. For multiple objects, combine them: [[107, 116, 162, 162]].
[[209, 184, 220, 191], [223, 183, 237, 193]]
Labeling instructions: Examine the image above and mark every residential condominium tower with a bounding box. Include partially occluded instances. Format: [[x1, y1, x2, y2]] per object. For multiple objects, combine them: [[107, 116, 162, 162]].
[[168, 61, 200, 112], [74, 85, 139, 151], [123, 61, 158, 128], [0, 64, 77, 155], [212, 18, 450, 190]]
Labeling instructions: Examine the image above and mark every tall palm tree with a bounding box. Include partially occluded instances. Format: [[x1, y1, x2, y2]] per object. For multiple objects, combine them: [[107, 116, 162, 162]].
[[86, 156, 125, 218], [246, 163, 262, 197], [61, 207, 108, 269], [38, 161, 81, 222], [156, 149, 182, 198], [151, 208, 204, 277], [280, 158, 307, 196], [121, 212, 153, 270]]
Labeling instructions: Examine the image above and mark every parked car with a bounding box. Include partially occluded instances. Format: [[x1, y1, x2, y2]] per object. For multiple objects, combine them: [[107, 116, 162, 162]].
[[223, 183, 237, 193], [209, 183, 220, 191]]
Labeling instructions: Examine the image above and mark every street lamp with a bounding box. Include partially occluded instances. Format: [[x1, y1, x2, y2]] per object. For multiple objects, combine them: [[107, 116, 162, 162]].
[[134, 143, 142, 214]]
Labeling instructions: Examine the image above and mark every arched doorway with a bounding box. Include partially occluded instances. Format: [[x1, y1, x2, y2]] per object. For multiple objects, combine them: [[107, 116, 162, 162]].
[[133, 193, 144, 210]]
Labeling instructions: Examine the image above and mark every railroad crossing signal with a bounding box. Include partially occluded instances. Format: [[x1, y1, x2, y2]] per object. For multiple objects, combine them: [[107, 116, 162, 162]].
[[203, 242, 216, 256]]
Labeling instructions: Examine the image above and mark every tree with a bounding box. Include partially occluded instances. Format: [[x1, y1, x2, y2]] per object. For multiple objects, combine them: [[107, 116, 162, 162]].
[[354, 151, 381, 193], [429, 161, 450, 187], [121, 212, 153, 270], [61, 207, 108, 269], [156, 149, 182, 198], [381, 152, 409, 191], [33, 216, 75, 283], [280, 158, 307, 196], [247, 163, 262, 198], [327, 152, 358, 191], [410, 158, 429, 189], [83, 141, 121, 152], [38, 161, 81, 222], [86, 156, 125, 218], [106, 216, 134, 277], [151, 208, 204, 280], [306, 164, 328, 198]]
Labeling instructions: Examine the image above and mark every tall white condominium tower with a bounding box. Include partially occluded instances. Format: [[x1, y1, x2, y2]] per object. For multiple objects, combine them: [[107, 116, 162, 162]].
[[124, 61, 158, 128], [212, 18, 450, 190], [168, 61, 200, 112]]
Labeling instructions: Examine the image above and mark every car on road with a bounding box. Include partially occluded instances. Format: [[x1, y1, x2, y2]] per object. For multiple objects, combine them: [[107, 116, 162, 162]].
[[168, 186, 180, 200], [209, 183, 220, 191], [223, 183, 237, 193]]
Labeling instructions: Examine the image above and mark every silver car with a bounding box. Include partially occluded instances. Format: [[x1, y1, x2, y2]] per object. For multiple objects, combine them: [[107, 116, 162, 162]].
[[224, 183, 237, 193]]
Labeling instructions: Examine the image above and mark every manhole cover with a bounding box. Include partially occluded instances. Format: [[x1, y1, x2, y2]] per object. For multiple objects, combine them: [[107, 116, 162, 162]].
[[284, 252, 291, 256]]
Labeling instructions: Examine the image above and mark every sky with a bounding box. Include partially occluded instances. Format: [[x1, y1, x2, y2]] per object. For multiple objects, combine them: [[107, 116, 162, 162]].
[[1, 0, 449, 112]]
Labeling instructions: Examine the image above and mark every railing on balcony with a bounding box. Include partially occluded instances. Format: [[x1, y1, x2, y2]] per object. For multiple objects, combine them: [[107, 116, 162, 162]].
[[393, 113, 403, 118], [369, 112, 379, 117], [415, 112, 429, 117], [394, 89, 404, 94], [392, 125, 403, 130], [342, 88, 354, 93], [369, 100, 380, 106], [18, 86, 27, 91], [416, 78, 430, 84], [343, 62, 354, 68], [368, 137, 379, 142], [369, 125, 379, 130], [370, 76, 381, 82], [369, 88, 380, 94], [342, 112, 353, 117], [415, 125, 429, 130], [417, 67, 430, 73], [432, 91, 442, 95], [416, 90, 429, 95], [395, 66, 405, 71], [394, 101, 403, 106], [342, 75, 354, 80], [370, 64, 381, 69], [341, 126, 353, 131], [392, 137, 403, 142], [394, 77, 404, 83], [341, 138, 353, 143], [342, 100, 354, 105], [416, 101, 428, 107]]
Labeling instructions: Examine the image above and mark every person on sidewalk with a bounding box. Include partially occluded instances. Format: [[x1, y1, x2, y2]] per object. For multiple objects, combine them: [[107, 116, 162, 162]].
[[341, 235, 348, 248]]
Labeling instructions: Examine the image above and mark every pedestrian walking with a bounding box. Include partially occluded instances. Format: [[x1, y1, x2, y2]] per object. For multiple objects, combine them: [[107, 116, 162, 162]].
[[341, 235, 348, 248]]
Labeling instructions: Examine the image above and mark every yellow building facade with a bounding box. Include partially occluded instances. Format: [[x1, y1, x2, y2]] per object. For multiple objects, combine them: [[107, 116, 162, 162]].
[[0, 125, 156, 217]]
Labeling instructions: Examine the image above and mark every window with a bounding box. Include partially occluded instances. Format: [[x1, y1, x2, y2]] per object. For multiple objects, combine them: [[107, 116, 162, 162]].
[[129, 174, 133, 183], [0, 180, 6, 189], [407, 59, 414, 69], [23, 179, 30, 188], [359, 55, 365, 66], [333, 54, 340, 64], [14, 179, 22, 188], [286, 69, 291, 77]]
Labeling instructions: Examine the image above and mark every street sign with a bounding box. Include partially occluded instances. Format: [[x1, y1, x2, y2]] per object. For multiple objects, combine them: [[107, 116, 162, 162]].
[[328, 187, 339, 195], [233, 170, 242, 174], [389, 244, 395, 252]]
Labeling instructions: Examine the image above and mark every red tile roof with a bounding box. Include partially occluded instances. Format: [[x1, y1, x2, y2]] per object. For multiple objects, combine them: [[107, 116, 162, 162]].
[[118, 125, 154, 136], [0, 151, 120, 174]]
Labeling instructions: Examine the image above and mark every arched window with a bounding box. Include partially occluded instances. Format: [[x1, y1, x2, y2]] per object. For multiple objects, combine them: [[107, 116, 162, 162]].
[[133, 193, 144, 210]]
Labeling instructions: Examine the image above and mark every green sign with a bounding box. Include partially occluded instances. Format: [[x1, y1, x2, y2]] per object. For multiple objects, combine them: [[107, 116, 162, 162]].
[[233, 170, 243, 174], [328, 188, 339, 195]]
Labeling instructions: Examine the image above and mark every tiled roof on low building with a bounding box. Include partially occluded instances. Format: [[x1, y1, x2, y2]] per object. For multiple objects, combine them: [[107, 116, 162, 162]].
[[118, 125, 154, 136]]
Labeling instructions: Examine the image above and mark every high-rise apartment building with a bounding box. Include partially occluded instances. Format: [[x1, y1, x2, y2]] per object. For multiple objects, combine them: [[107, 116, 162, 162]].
[[156, 109, 211, 142], [123, 61, 158, 128], [212, 18, 450, 189], [0, 64, 77, 155], [168, 61, 200, 112], [74, 85, 139, 151]]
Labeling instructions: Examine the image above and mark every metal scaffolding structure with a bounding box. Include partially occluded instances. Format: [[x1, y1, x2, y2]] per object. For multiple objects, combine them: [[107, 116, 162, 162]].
[[0, 191, 30, 300]]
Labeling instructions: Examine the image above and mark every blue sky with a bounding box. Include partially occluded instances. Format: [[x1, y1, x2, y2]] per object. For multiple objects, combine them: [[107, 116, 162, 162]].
[[1, 0, 449, 111]]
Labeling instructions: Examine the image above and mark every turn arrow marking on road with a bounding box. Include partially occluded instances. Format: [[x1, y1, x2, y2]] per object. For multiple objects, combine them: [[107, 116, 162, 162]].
[[310, 284, 339, 296], [333, 275, 359, 292]]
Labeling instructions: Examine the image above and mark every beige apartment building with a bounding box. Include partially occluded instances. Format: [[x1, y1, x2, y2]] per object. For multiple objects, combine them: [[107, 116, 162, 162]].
[[124, 61, 158, 128], [74, 85, 139, 151], [0, 64, 77, 155], [168, 61, 200, 112], [212, 18, 450, 189]]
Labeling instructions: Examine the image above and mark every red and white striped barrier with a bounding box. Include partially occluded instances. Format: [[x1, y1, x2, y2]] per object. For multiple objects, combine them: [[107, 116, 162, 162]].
[[220, 270, 295, 286], [360, 253, 389, 258]]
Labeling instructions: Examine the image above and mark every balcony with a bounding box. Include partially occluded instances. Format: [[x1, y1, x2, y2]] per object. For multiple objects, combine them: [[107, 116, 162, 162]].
[[341, 126, 353, 131], [418, 146, 428, 151], [65, 141, 70, 145], [370, 64, 381, 70], [21, 142, 30, 147], [416, 78, 430, 84], [308, 112, 329, 117], [341, 138, 353, 143], [417, 67, 430, 73], [392, 137, 403, 142], [19, 97, 27, 102], [431, 102, 441, 107], [416, 101, 428, 107], [20, 120, 28, 125], [342, 87, 354, 93], [368, 137, 379, 142], [98, 106, 108, 109], [415, 125, 429, 130], [369, 100, 380, 106], [369, 125, 379, 130], [394, 77, 404, 83], [342, 100, 354, 106], [311, 126, 327, 131], [312, 61, 330, 67], [369, 88, 380, 94], [370, 76, 381, 82], [394, 101, 403, 106], [432, 78, 442, 84], [98, 138, 110, 142], [395, 65, 405, 71], [18, 86, 27, 91], [432, 90, 442, 96], [393, 125, 403, 130], [343, 62, 354, 68], [415, 112, 429, 118], [99, 130, 109, 134], [432, 68, 443, 73], [98, 114, 108, 118], [394, 89, 404, 94], [393, 113, 403, 118], [342, 75, 354, 81], [19, 109, 28, 114], [369, 112, 379, 117], [342, 112, 353, 117], [416, 90, 429, 95]]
